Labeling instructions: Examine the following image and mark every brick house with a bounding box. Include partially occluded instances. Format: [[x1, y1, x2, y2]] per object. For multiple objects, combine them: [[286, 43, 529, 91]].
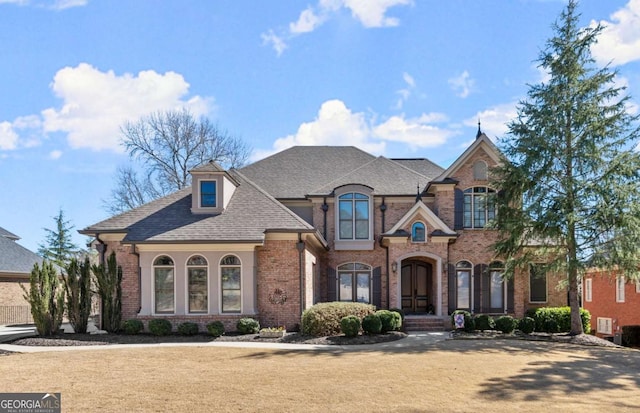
[[583, 269, 640, 338], [0, 226, 43, 325], [80, 131, 567, 331]]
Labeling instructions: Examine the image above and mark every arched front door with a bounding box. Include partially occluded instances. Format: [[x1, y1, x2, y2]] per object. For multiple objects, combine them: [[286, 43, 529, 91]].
[[401, 260, 432, 314]]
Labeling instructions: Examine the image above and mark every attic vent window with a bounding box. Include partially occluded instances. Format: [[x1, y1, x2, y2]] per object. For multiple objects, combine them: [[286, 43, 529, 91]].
[[200, 181, 217, 207], [411, 222, 425, 242], [473, 160, 488, 180]]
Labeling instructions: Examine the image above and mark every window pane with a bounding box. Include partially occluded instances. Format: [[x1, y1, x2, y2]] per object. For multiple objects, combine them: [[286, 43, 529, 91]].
[[221, 255, 240, 266], [187, 255, 207, 266], [339, 193, 353, 200], [355, 220, 368, 239], [221, 267, 240, 289], [340, 221, 353, 239], [530, 265, 547, 302], [474, 195, 486, 228], [354, 193, 368, 199], [339, 200, 352, 220], [154, 255, 174, 266], [339, 273, 353, 301], [490, 271, 503, 309], [457, 271, 470, 309], [353, 263, 371, 271], [200, 181, 216, 207], [222, 290, 241, 312], [464, 195, 472, 228], [354, 200, 368, 219], [412, 223, 425, 242], [356, 273, 370, 303], [188, 268, 208, 313], [155, 268, 174, 313]]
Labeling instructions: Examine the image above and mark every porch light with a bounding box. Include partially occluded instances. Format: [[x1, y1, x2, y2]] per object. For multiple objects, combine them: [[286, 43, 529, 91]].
[[391, 262, 397, 273]]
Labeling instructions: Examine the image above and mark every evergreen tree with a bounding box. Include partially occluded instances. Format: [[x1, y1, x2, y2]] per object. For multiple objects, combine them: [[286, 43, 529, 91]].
[[93, 252, 122, 333], [492, 0, 640, 335], [63, 257, 93, 334], [22, 261, 65, 336], [38, 209, 78, 267]]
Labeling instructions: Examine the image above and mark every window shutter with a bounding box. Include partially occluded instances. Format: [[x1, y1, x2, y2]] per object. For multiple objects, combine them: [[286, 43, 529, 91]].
[[327, 267, 337, 302], [372, 267, 382, 308], [474, 264, 483, 313], [447, 264, 456, 315], [507, 277, 514, 313], [454, 189, 464, 230]]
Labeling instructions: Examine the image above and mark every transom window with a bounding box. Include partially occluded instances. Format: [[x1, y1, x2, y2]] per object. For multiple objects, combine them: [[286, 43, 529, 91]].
[[200, 180, 217, 207], [154, 255, 174, 314], [529, 264, 547, 303], [463, 187, 496, 228], [456, 261, 472, 310], [338, 193, 369, 240], [187, 255, 208, 313], [338, 263, 371, 303], [220, 255, 241, 313], [412, 222, 426, 243]]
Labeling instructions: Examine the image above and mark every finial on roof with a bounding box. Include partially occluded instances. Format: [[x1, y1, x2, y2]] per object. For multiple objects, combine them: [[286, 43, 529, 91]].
[[476, 120, 482, 139], [416, 183, 422, 202]]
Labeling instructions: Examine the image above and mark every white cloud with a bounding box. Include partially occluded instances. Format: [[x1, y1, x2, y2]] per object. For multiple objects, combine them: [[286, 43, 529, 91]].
[[40, 63, 212, 152], [49, 149, 63, 159], [464, 102, 518, 139], [50, 0, 86, 10], [0, 121, 19, 150], [252, 99, 454, 161], [263, 0, 413, 55], [448, 70, 475, 98], [0, 0, 87, 8], [394, 72, 416, 110], [591, 0, 640, 66]]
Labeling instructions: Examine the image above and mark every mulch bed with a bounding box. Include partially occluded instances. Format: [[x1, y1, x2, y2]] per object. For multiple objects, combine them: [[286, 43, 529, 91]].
[[450, 330, 621, 347]]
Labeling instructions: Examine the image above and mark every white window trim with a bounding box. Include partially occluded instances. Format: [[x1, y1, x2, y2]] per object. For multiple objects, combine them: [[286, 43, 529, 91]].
[[616, 276, 625, 303], [597, 317, 613, 335], [219, 254, 242, 314], [529, 265, 548, 304], [584, 278, 592, 302], [334, 186, 374, 251], [152, 254, 176, 315], [185, 254, 209, 314], [411, 221, 427, 243]]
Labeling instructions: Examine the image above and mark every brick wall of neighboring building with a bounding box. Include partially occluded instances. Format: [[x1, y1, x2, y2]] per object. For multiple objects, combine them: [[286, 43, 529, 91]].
[[584, 270, 640, 337], [0, 278, 32, 325], [103, 241, 141, 321]]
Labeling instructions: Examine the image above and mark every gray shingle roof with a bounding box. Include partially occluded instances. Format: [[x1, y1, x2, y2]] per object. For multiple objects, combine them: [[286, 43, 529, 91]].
[[0, 234, 43, 274], [81, 170, 315, 243], [239, 146, 376, 199], [190, 160, 225, 173], [390, 158, 444, 180], [0, 226, 20, 241]]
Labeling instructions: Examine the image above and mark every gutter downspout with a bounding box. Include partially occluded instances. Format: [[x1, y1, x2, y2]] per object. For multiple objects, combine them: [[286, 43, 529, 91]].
[[131, 244, 141, 314], [95, 234, 107, 266], [296, 233, 306, 318], [321, 197, 328, 241], [379, 197, 390, 309]]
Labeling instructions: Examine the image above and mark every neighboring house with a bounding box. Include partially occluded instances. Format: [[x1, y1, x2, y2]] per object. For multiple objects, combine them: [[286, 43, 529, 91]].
[[80, 130, 567, 331], [0, 226, 43, 325], [583, 269, 640, 338]]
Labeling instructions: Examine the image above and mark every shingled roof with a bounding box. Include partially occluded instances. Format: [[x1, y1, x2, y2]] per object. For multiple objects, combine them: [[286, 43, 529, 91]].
[[0, 228, 43, 275], [390, 158, 444, 180], [0, 226, 19, 241], [81, 170, 317, 243]]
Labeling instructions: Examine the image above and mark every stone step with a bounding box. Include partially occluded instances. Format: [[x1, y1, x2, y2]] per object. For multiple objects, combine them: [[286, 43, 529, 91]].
[[403, 317, 446, 332]]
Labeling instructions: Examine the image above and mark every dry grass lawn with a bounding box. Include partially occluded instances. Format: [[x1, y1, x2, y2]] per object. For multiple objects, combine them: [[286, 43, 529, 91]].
[[1, 339, 639, 412]]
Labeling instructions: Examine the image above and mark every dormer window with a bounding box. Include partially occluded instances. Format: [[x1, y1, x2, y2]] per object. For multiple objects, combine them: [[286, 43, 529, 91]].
[[200, 181, 217, 208]]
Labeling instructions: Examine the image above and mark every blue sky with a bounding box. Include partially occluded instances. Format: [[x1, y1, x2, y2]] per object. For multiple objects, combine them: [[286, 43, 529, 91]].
[[1, 0, 639, 252]]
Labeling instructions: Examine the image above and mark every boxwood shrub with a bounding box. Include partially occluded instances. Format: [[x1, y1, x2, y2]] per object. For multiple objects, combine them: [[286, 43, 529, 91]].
[[527, 307, 591, 333], [474, 314, 495, 331], [622, 325, 640, 347], [518, 317, 536, 334], [362, 313, 382, 335], [340, 315, 361, 338], [495, 316, 517, 334], [389, 308, 405, 321], [206, 321, 225, 337], [376, 310, 401, 333], [177, 322, 199, 336], [237, 318, 260, 334], [148, 319, 172, 336], [122, 319, 144, 335], [463, 315, 476, 333], [301, 302, 376, 337]]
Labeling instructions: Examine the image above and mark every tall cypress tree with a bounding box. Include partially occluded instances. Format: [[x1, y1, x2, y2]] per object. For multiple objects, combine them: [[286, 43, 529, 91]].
[[492, 0, 640, 335]]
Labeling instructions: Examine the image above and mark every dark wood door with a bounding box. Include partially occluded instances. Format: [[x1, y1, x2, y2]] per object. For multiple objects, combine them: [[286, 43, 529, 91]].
[[401, 261, 432, 313]]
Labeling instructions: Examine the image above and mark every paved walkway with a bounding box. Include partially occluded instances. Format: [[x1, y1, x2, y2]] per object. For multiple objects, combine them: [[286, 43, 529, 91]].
[[0, 326, 450, 353]]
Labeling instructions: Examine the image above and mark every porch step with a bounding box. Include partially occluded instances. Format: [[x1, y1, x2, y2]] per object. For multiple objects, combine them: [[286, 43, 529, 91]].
[[403, 316, 446, 332]]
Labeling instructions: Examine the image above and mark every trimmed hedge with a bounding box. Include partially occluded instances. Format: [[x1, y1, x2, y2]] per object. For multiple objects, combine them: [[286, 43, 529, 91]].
[[206, 321, 225, 337], [376, 310, 402, 333], [526, 307, 591, 333], [122, 319, 144, 335], [389, 308, 405, 321], [622, 325, 640, 347], [177, 322, 199, 336], [495, 316, 517, 334], [301, 302, 376, 337], [474, 314, 495, 331], [362, 314, 382, 335], [463, 315, 476, 333], [340, 315, 361, 338], [237, 318, 260, 334], [148, 319, 172, 336], [518, 317, 536, 334]]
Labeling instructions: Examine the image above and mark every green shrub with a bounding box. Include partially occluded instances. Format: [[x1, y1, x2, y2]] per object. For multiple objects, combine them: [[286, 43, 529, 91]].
[[362, 314, 382, 335], [340, 315, 361, 338], [237, 318, 260, 334], [376, 310, 401, 333], [474, 314, 495, 331], [206, 321, 225, 337], [389, 308, 405, 321], [301, 302, 376, 337], [177, 322, 199, 336], [122, 319, 144, 335], [451, 310, 471, 328], [495, 316, 517, 334], [518, 317, 536, 334], [544, 319, 560, 333], [22, 261, 65, 337], [148, 319, 172, 336], [622, 325, 640, 347], [527, 307, 591, 333], [463, 315, 476, 332], [63, 257, 92, 334]]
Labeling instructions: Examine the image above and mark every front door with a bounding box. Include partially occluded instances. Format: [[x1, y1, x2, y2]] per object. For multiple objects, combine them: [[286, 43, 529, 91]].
[[401, 261, 432, 313]]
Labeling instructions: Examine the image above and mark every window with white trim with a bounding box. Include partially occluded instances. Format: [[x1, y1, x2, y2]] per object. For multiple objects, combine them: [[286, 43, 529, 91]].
[[187, 255, 208, 313], [456, 261, 472, 310], [489, 261, 505, 310], [338, 193, 370, 240], [597, 317, 612, 335], [338, 263, 371, 303], [220, 255, 241, 313], [411, 222, 425, 242], [616, 276, 625, 303], [529, 264, 547, 303], [463, 187, 496, 228], [154, 255, 174, 314], [584, 278, 592, 302]]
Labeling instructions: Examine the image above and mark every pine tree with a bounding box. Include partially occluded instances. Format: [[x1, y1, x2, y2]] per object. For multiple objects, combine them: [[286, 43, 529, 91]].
[[492, 0, 640, 335], [38, 209, 78, 267]]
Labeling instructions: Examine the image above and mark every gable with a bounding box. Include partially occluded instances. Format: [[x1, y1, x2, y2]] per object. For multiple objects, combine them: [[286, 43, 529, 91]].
[[433, 134, 501, 183], [384, 201, 456, 240]]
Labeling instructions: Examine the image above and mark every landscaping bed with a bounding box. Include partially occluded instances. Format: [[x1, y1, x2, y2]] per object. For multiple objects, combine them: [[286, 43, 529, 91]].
[[451, 330, 620, 347]]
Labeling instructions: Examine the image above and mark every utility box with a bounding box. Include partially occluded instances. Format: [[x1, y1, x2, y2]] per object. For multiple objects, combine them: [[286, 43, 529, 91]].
[[614, 332, 623, 346]]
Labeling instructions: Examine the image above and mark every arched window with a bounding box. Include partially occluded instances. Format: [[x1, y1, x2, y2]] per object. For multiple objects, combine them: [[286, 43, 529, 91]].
[[338, 192, 370, 240], [463, 187, 496, 228], [220, 255, 241, 313], [473, 160, 488, 181], [489, 261, 504, 310], [154, 255, 174, 314], [411, 222, 426, 242], [455, 261, 472, 310], [187, 255, 208, 313], [338, 263, 372, 303]]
